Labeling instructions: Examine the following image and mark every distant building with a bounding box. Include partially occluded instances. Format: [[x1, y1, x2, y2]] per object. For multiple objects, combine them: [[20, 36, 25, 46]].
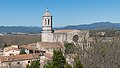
[[0, 54, 39, 68], [36, 42, 64, 68], [36, 42, 64, 54], [41, 8, 89, 44], [3, 45, 20, 56], [19, 43, 40, 54]]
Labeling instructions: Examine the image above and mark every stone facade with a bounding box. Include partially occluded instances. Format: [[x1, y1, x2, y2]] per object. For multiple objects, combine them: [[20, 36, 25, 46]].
[[41, 9, 89, 43], [42, 33, 54, 42], [3, 45, 20, 56], [0, 54, 39, 68], [42, 8, 53, 33]]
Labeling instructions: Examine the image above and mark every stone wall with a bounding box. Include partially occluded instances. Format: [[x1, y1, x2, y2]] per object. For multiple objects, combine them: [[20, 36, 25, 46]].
[[42, 30, 89, 44], [42, 33, 53, 42]]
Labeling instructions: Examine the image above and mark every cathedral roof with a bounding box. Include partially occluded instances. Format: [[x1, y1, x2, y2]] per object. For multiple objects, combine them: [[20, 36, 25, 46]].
[[43, 8, 52, 16], [54, 29, 78, 33]]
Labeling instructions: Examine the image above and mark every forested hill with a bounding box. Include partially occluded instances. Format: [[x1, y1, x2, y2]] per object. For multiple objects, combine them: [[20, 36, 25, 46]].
[[63, 22, 120, 30]]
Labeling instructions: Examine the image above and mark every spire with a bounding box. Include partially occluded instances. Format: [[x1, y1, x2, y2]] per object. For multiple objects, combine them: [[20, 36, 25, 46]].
[[43, 8, 52, 16], [46, 7, 49, 12]]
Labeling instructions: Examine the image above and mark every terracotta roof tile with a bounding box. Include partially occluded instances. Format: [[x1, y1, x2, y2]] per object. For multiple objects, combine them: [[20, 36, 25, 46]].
[[28, 43, 37, 46], [0, 54, 39, 63], [4, 47, 20, 52], [37, 42, 64, 49], [54, 30, 76, 33], [20, 44, 37, 50], [45, 53, 52, 59]]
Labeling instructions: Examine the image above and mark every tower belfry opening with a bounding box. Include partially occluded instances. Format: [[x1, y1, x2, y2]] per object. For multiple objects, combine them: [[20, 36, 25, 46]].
[[42, 8, 53, 33]]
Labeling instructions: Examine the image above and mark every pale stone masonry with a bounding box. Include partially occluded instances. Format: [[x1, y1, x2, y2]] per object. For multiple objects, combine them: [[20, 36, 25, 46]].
[[0, 54, 39, 68], [3, 45, 20, 56], [41, 8, 89, 43]]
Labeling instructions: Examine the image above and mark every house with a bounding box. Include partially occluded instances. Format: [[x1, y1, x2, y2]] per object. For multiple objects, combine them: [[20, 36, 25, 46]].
[[3, 45, 20, 56], [40, 53, 53, 68], [36, 42, 64, 54], [19, 43, 40, 54], [36, 42, 64, 68], [0, 54, 40, 68], [19, 42, 64, 55]]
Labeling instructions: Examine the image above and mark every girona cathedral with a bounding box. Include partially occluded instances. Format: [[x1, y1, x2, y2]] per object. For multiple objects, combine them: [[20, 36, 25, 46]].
[[41, 8, 89, 44]]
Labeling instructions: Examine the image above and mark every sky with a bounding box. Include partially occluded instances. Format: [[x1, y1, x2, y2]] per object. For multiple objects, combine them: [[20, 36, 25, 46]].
[[0, 0, 120, 27]]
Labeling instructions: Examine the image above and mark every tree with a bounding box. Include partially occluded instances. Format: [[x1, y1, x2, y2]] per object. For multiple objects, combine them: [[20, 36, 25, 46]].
[[26, 64, 31, 68], [45, 61, 72, 68], [45, 61, 53, 68], [74, 56, 83, 68], [4, 43, 8, 47], [64, 43, 76, 54], [65, 63, 72, 68], [45, 50, 72, 68], [19, 48, 27, 54], [26, 60, 40, 68], [52, 50, 66, 68], [4, 43, 10, 47]]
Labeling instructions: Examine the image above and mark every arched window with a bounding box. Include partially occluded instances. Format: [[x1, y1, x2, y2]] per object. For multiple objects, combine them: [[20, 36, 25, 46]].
[[48, 19, 50, 25], [45, 19, 47, 25], [73, 35, 79, 42]]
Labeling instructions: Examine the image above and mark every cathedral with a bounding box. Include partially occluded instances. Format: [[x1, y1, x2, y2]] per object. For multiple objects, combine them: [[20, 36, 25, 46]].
[[41, 8, 89, 44]]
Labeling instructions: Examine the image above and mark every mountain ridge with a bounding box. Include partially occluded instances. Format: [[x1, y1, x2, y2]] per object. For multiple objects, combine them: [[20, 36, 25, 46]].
[[63, 22, 120, 30], [0, 22, 120, 33]]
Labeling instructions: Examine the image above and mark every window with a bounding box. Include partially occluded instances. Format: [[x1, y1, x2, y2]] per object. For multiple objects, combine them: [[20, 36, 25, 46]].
[[48, 22, 49, 25], [73, 35, 79, 42], [45, 19, 47, 25], [48, 19, 50, 25], [17, 62, 20, 64], [28, 61, 30, 63]]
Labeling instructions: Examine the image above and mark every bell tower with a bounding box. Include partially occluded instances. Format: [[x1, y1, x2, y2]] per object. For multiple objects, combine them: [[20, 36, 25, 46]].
[[42, 8, 53, 33], [42, 8, 54, 42]]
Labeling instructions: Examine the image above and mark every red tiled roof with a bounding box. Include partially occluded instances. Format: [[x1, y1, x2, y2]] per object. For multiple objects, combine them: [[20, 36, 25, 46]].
[[20, 44, 37, 50], [45, 53, 53, 59], [28, 43, 37, 46], [4, 47, 20, 52], [54, 30, 76, 33], [37, 42, 64, 49], [0, 54, 39, 63]]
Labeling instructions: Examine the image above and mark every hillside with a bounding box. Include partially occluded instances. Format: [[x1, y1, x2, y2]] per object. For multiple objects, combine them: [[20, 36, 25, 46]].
[[63, 22, 120, 30], [0, 35, 41, 48]]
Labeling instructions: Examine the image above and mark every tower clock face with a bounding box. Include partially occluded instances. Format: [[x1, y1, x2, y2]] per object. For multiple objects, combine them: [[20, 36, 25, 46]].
[[73, 35, 79, 42]]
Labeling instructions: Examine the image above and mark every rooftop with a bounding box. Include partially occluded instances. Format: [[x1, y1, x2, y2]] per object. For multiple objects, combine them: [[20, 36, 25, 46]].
[[19, 44, 38, 50], [54, 29, 78, 33], [0, 54, 39, 63], [43, 8, 52, 16], [45, 53, 53, 60], [37, 42, 63, 49], [4, 45, 20, 52]]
